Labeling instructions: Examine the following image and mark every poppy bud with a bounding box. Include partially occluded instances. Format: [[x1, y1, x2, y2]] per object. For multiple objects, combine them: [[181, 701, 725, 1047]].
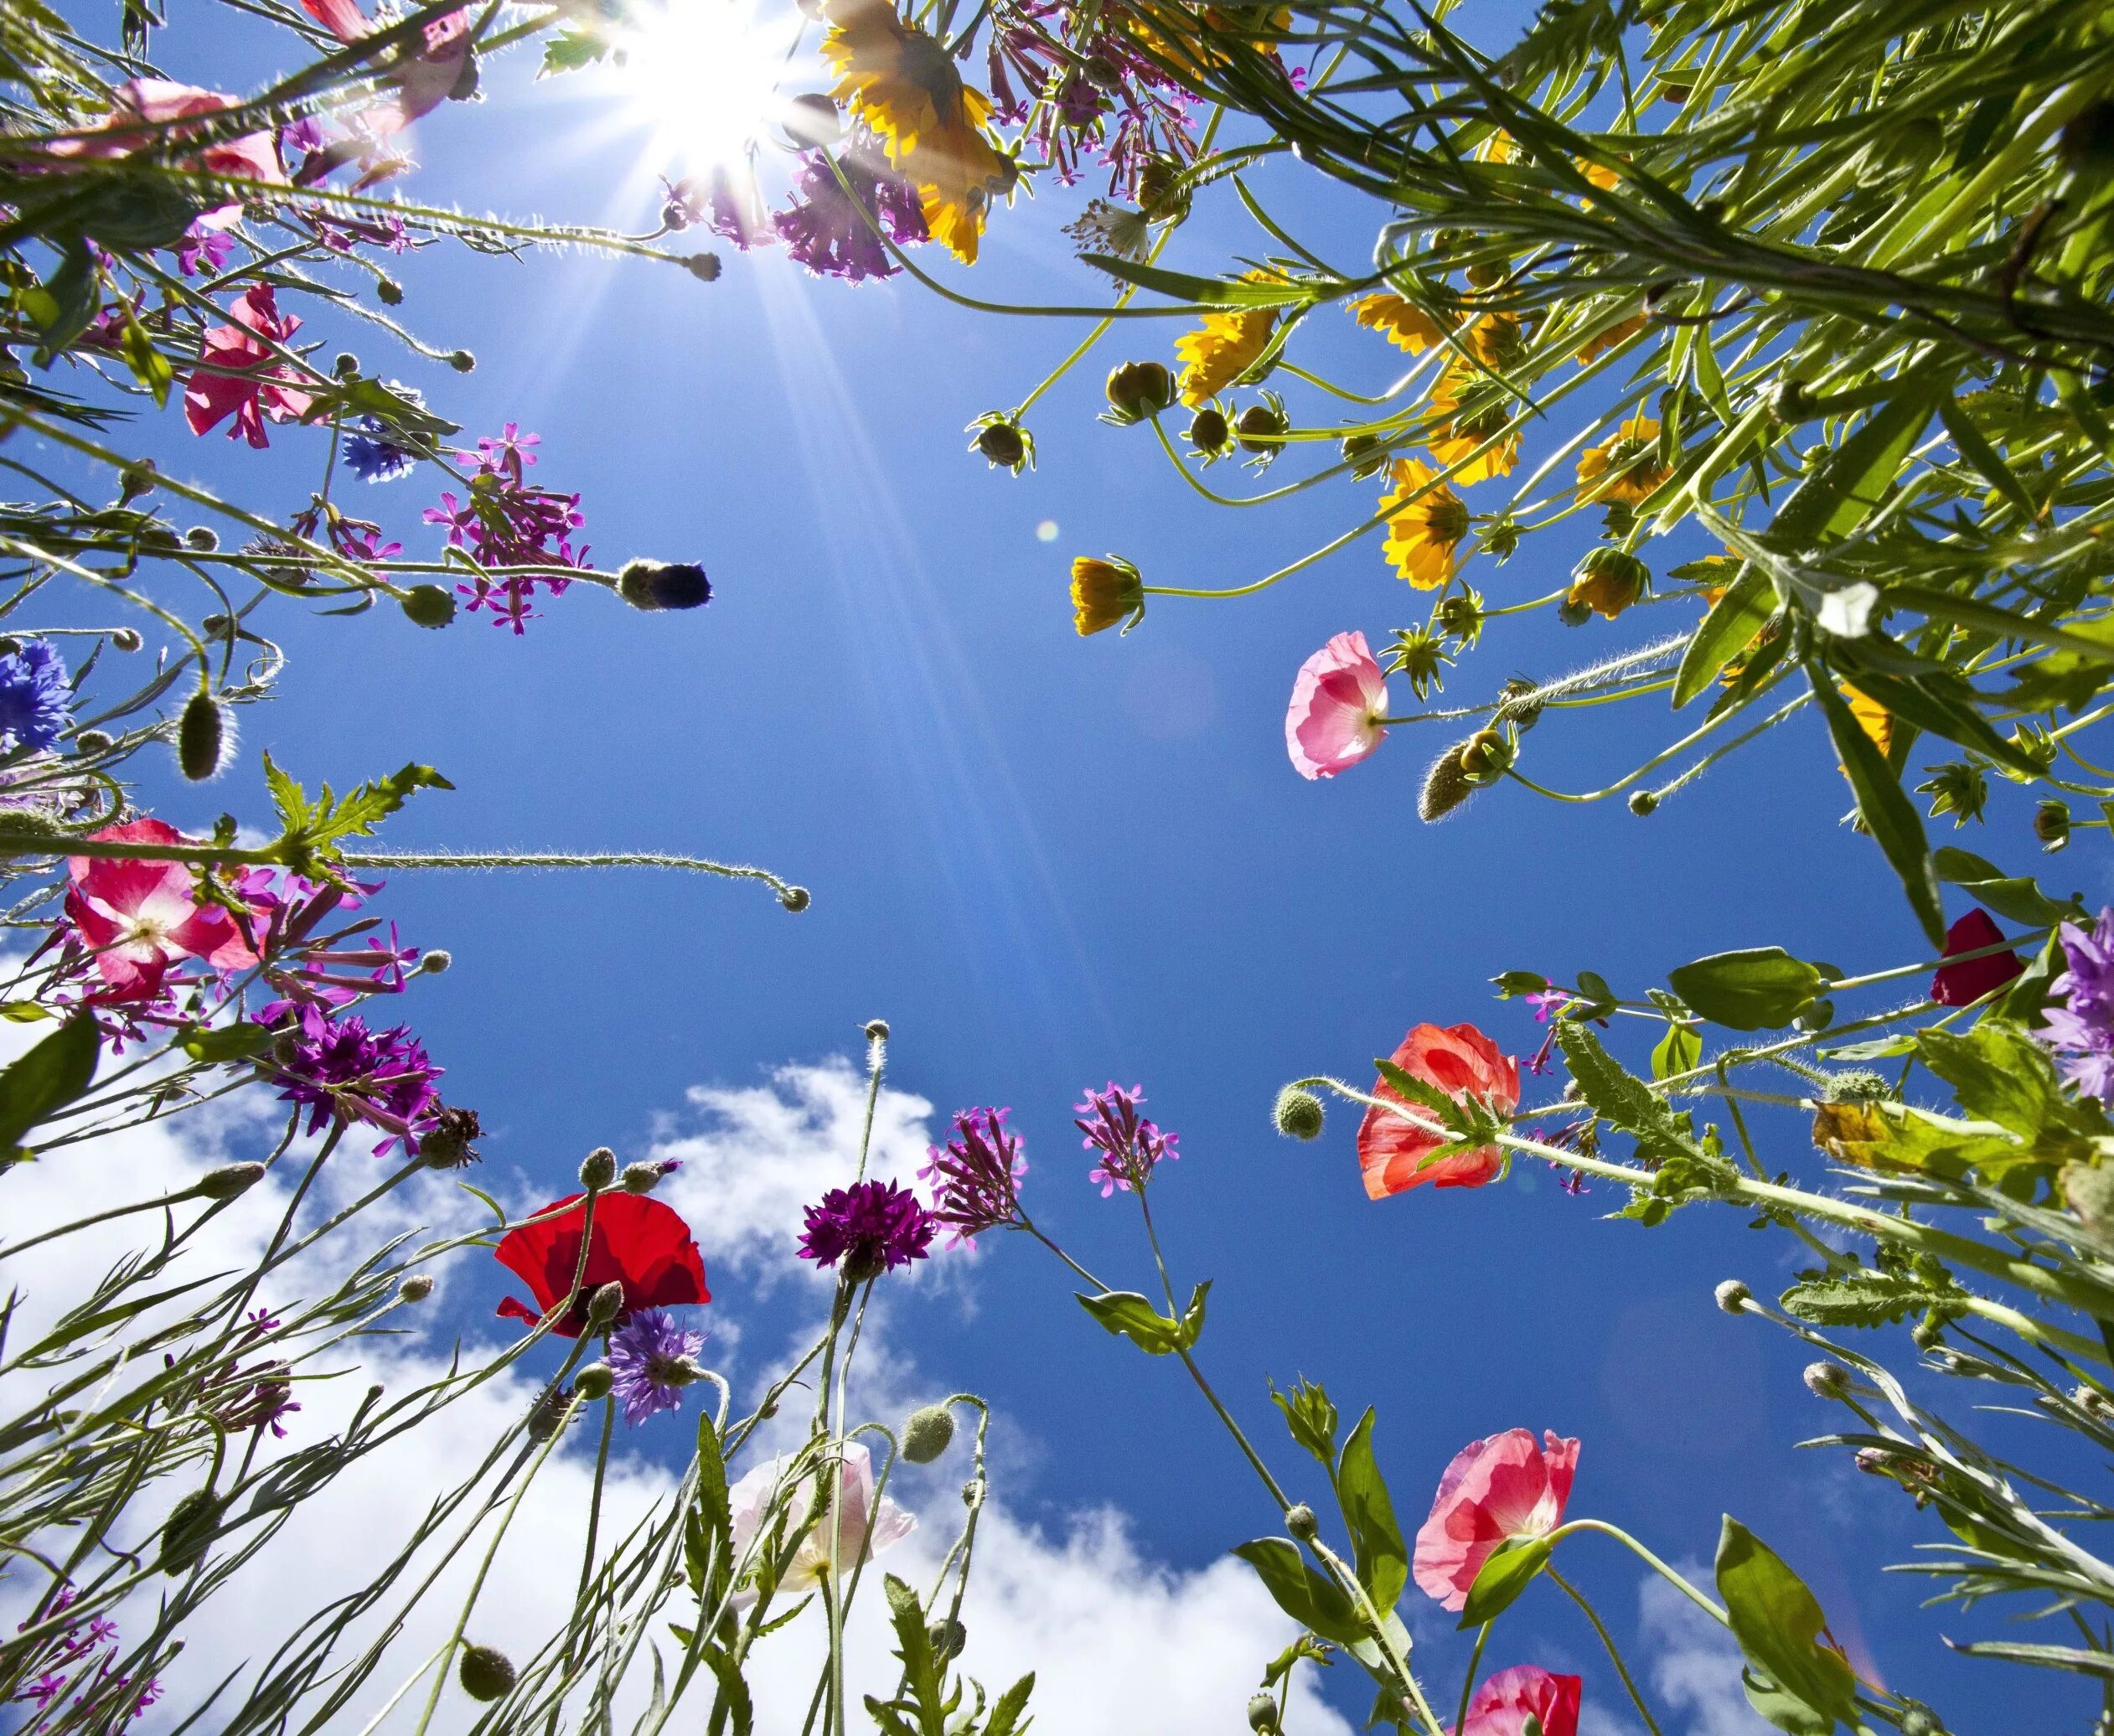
[[579, 1147, 618, 1191], [1339, 431, 1387, 478], [1803, 1361, 1849, 1399], [376, 277, 403, 304], [333, 352, 360, 377], [399, 1274, 435, 1303], [1236, 401, 1288, 456], [927, 1618, 967, 1661], [622, 1159, 675, 1194], [176, 692, 230, 782], [1714, 1279, 1751, 1314], [1627, 789, 1657, 815], [1273, 1085, 1324, 1141], [196, 1161, 266, 1201], [1071, 555, 1145, 637], [685, 253, 722, 282], [457, 1645, 517, 1702], [585, 1281, 625, 1328], [575, 1361, 615, 1401], [1284, 1503, 1317, 1540], [401, 584, 457, 628], [185, 526, 219, 551], [618, 559, 712, 612], [2036, 799, 2071, 851], [1249, 1693, 1281, 1733], [1189, 406, 1233, 457], [1770, 378, 1817, 423], [1104, 360, 1175, 424], [120, 460, 158, 501], [780, 886, 812, 912], [1567, 548, 1648, 621], [1457, 729, 1514, 785], [865, 1018, 891, 1041], [420, 949, 452, 974], [449, 350, 476, 372], [111, 628, 142, 652], [1465, 257, 1508, 289], [902, 1403, 956, 1463], [1419, 740, 1477, 822], [159, 1486, 225, 1574], [962, 1477, 985, 1507], [785, 93, 842, 148]]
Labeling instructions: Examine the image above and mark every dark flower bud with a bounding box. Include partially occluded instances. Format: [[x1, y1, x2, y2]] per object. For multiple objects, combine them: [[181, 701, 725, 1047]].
[[1465, 258, 1508, 289], [1137, 154, 1191, 223], [449, 350, 476, 373], [1770, 378, 1817, 423], [1894, 1703, 1946, 1736], [420, 949, 452, 974], [448, 50, 480, 101], [579, 1147, 618, 1191], [618, 559, 713, 612], [1273, 1085, 1324, 1140], [399, 1274, 436, 1303], [785, 93, 843, 148], [902, 1403, 956, 1463], [1557, 597, 1593, 627], [1419, 740, 1477, 822], [159, 1486, 225, 1574], [927, 1618, 967, 1661], [975, 422, 1026, 472], [1457, 728, 1514, 785], [111, 628, 142, 652], [1284, 1503, 1317, 1541], [1714, 1279, 1751, 1314], [176, 693, 229, 782], [585, 1280, 626, 1329], [2036, 799, 2071, 851], [457, 1645, 517, 1703], [420, 1104, 482, 1169], [526, 1386, 568, 1442], [780, 886, 812, 912], [120, 459, 158, 501], [185, 526, 219, 552], [1104, 360, 1175, 425], [401, 584, 457, 628], [1627, 789, 1657, 815], [575, 1361, 615, 1400], [196, 1161, 266, 1200], [1236, 401, 1288, 455], [1082, 51, 1121, 87], [1804, 1361, 1849, 1398], [375, 277, 404, 305], [1249, 1693, 1281, 1733], [333, 352, 360, 377], [962, 1476, 985, 1506], [685, 252, 723, 283]]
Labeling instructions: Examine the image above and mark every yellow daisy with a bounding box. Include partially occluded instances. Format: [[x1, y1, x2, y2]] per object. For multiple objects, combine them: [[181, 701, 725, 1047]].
[[1350, 293, 1448, 354], [1421, 366, 1521, 486], [1175, 273, 1282, 407], [1576, 415, 1670, 504], [1464, 313, 1527, 372], [1845, 685, 1893, 756], [1380, 458, 1469, 590], [1071, 556, 1145, 636], [1575, 310, 1648, 365]]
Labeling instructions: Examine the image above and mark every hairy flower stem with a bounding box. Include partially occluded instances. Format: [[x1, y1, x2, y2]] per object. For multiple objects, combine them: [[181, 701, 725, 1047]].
[[1544, 1519, 1726, 1623], [1548, 1565, 1663, 1736]]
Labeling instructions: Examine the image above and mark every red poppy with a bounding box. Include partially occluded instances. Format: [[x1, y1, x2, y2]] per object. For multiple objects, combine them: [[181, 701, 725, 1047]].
[[1356, 1022, 1520, 1199], [1931, 909, 2024, 1008], [494, 1192, 709, 1337]]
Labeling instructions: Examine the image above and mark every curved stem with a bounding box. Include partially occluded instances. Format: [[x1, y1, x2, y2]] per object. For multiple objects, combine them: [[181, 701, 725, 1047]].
[[1548, 1565, 1664, 1736]]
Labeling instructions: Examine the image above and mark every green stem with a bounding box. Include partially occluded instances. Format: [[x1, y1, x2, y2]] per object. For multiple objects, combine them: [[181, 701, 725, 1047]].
[[1548, 1565, 1664, 1736]]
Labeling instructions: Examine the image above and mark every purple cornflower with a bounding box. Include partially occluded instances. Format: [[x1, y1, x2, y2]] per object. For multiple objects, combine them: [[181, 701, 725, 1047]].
[[773, 142, 928, 282], [270, 1003, 442, 1157], [607, 1308, 706, 1425], [0, 638, 70, 752], [1075, 1082, 1178, 1196], [920, 1107, 1026, 1246], [797, 1179, 936, 1280], [2039, 908, 2114, 1103]]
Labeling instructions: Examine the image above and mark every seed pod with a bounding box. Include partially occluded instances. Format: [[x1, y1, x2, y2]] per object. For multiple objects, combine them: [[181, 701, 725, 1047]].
[[176, 693, 228, 782], [111, 628, 142, 652], [401, 585, 457, 628], [1283, 1503, 1317, 1541], [1249, 1693, 1282, 1733], [926, 1618, 967, 1661], [399, 1274, 436, 1303], [578, 1147, 618, 1191], [1419, 741, 1476, 822], [585, 1280, 625, 1328], [1273, 1085, 1324, 1141], [902, 1403, 956, 1464], [457, 1645, 517, 1703], [780, 886, 811, 912], [419, 949, 452, 974], [1104, 360, 1175, 424], [685, 253, 722, 283], [575, 1362, 614, 1401], [159, 1487, 225, 1574], [184, 526, 219, 551]]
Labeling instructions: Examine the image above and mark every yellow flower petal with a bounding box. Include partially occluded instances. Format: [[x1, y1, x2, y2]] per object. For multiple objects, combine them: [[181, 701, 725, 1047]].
[[1350, 294, 1446, 355], [1379, 457, 1469, 590]]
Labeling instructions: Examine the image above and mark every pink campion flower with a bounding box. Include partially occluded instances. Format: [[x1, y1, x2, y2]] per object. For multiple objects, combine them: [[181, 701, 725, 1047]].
[[1455, 1666, 1581, 1736], [1931, 909, 2023, 1008], [1413, 1429, 1580, 1613], [184, 285, 315, 448], [1286, 631, 1389, 779], [297, 0, 469, 136], [64, 819, 259, 1002], [1356, 1022, 1520, 1199], [44, 79, 282, 227]]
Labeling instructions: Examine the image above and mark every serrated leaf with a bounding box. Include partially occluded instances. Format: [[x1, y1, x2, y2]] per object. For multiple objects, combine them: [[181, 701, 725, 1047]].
[[882, 1575, 946, 1736], [1779, 1266, 1931, 1327], [1810, 1099, 2021, 1185], [1667, 948, 1824, 1031], [1555, 1023, 1698, 1161], [539, 24, 610, 75], [985, 1673, 1036, 1736]]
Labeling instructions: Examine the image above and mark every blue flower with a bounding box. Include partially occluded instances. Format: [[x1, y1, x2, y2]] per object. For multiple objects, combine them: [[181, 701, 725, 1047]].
[[343, 418, 417, 483], [607, 1309, 706, 1425], [0, 638, 72, 752]]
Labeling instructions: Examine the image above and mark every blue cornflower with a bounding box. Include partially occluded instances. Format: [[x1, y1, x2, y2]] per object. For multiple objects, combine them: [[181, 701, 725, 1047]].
[[0, 638, 72, 752], [343, 417, 417, 483], [607, 1309, 706, 1426]]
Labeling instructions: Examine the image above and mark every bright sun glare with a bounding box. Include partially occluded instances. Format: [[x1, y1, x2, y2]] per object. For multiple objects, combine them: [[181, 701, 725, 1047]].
[[612, 0, 798, 174]]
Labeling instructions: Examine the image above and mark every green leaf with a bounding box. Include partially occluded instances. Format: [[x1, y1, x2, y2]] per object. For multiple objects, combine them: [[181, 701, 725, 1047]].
[[1715, 1518, 1858, 1731], [1766, 384, 1941, 550], [1938, 394, 2039, 524], [1075, 1283, 1208, 1356], [1078, 256, 1314, 306], [119, 312, 171, 409], [178, 1021, 273, 1065], [1270, 1377, 1340, 1469], [1918, 1020, 2090, 1150], [0, 1015, 98, 1155], [1458, 1536, 1551, 1628], [1809, 1099, 2023, 1186], [1335, 1409, 1406, 1611], [0, 1001, 52, 1023], [1673, 565, 1771, 708], [1809, 664, 1945, 948], [1932, 847, 2080, 927], [1741, 1670, 1832, 1736], [1779, 1265, 1935, 1327], [1651, 1022, 1702, 1080], [1231, 1539, 1367, 1647], [1373, 1057, 1474, 1135], [1667, 948, 1825, 1031], [700, 1646, 753, 1736], [1554, 1023, 1701, 1163], [882, 1575, 946, 1736], [985, 1673, 1036, 1736], [539, 24, 610, 75]]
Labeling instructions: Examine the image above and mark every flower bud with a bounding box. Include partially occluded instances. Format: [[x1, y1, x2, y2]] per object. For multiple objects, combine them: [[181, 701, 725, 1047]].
[[375, 276, 403, 304], [1137, 154, 1191, 223], [1419, 740, 1477, 822], [1283, 1502, 1317, 1540], [1567, 548, 1649, 621], [618, 559, 712, 612], [185, 526, 219, 552], [962, 1476, 985, 1507], [622, 1159, 676, 1194], [457, 1644, 517, 1702], [419, 1104, 482, 1170], [685, 253, 722, 282], [579, 1146, 618, 1191], [2073, 1382, 2114, 1419], [176, 692, 230, 782], [420, 949, 452, 974], [75, 729, 114, 757], [1071, 555, 1145, 637], [785, 92, 842, 148], [1911, 1311, 1945, 1350], [1248, 1693, 1281, 1733], [1895, 1702, 1946, 1736], [1770, 378, 1817, 423], [1188, 406, 1233, 457], [1236, 401, 1288, 456], [526, 1385, 569, 1441], [575, 1361, 615, 1401], [111, 628, 142, 652], [333, 352, 360, 378], [780, 886, 811, 912], [974, 421, 1030, 473], [902, 1403, 956, 1463], [1104, 360, 1175, 424], [1627, 789, 1657, 816], [1340, 431, 1387, 478], [927, 1617, 967, 1661], [585, 1281, 626, 1329], [401, 584, 457, 628], [399, 1274, 436, 1303], [865, 1018, 891, 1041], [1457, 728, 1514, 785], [159, 1486, 225, 1574], [1273, 1085, 1324, 1141], [1714, 1279, 1751, 1313], [1557, 597, 1593, 627], [1803, 1361, 1849, 1399], [119, 460, 158, 501], [196, 1160, 266, 1200], [2035, 799, 2071, 852], [449, 349, 476, 372]]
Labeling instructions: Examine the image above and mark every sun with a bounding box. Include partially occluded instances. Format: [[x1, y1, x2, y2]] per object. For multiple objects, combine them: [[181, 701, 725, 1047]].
[[608, 0, 800, 175]]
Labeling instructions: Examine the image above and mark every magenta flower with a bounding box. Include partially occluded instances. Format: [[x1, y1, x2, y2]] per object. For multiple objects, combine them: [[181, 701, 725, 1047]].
[[921, 1107, 1027, 1245], [797, 1179, 937, 1280], [773, 143, 928, 282], [183, 285, 315, 449], [424, 430, 590, 632], [1931, 910, 2024, 1008], [1285, 632, 1389, 780], [1076, 1082, 1178, 1196], [269, 1003, 442, 1157], [1457, 1666, 1581, 1736], [607, 1309, 706, 1426]]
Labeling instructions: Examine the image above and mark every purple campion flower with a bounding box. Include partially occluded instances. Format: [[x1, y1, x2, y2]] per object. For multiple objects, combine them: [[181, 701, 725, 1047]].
[[773, 142, 928, 282], [0, 638, 71, 752], [797, 1179, 936, 1281], [920, 1107, 1026, 1246], [175, 220, 236, 276], [607, 1308, 706, 1425], [2039, 907, 2114, 1103], [1076, 1082, 1178, 1196], [270, 1003, 442, 1157], [424, 428, 589, 632]]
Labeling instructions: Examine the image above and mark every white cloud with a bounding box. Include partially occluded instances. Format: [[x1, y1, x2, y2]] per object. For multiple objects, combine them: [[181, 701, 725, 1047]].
[[1, 1056, 1347, 1736], [1637, 1568, 1772, 1736]]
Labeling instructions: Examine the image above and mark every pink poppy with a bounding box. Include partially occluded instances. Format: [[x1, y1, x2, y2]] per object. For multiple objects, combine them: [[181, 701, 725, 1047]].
[[1455, 1666, 1581, 1736], [184, 285, 315, 448], [1930, 909, 2022, 1007], [1356, 1022, 1519, 1199], [1414, 1429, 1579, 1612], [1286, 631, 1389, 779], [297, 0, 470, 137], [47, 80, 282, 226], [64, 819, 259, 1002]]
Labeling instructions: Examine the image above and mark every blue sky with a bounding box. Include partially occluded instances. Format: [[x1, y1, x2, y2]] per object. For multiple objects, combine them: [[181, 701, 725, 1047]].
[[82, 11, 2114, 1730]]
